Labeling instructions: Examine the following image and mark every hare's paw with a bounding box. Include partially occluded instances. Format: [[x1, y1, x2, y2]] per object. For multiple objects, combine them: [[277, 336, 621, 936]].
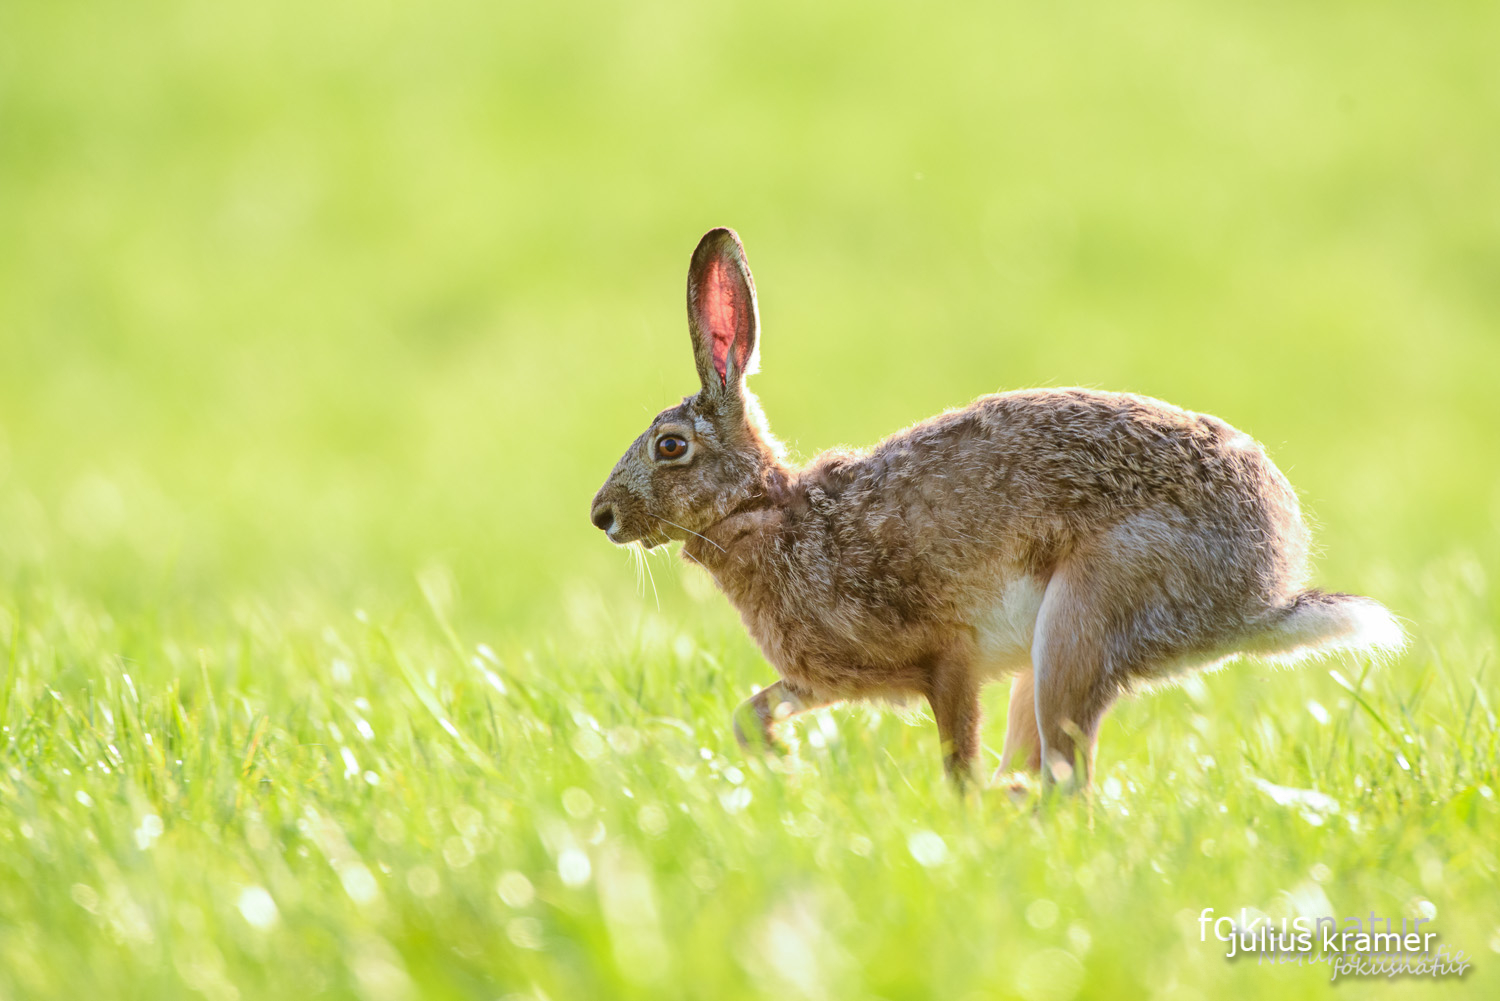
[[989, 769, 1041, 804]]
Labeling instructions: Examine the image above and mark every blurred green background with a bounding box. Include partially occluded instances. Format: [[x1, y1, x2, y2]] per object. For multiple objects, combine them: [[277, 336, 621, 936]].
[[3, 1, 1500, 998], [4, 0, 1497, 626]]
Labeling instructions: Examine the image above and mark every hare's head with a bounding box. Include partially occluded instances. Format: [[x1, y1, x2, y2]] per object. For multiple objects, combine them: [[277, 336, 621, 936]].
[[591, 228, 784, 548]]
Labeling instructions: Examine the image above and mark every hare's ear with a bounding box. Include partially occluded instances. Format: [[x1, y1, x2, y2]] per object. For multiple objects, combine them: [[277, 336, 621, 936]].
[[687, 227, 759, 399]]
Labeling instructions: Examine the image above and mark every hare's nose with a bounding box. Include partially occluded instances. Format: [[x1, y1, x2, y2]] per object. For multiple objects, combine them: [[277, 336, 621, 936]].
[[590, 504, 616, 534]]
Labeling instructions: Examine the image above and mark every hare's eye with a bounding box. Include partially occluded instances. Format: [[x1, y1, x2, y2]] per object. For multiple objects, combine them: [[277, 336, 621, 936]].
[[656, 436, 688, 460]]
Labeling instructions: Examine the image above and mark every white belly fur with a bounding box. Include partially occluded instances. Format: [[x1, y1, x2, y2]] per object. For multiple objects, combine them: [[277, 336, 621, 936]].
[[971, 575, 1047, 677]]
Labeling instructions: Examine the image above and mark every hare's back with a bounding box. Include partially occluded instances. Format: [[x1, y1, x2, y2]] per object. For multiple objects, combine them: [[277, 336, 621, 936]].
[[846, 386, 1308, 577], [930, 387, 1290, 515]]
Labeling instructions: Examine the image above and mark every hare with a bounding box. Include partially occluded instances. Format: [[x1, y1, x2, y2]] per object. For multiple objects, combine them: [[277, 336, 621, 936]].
[[590, 227, 1403, 789]]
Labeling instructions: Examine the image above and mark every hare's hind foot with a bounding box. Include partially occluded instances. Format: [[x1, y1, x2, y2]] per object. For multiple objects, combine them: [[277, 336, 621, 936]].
[[989, 770, 1041, 804], [994, 667, 1097, 793]]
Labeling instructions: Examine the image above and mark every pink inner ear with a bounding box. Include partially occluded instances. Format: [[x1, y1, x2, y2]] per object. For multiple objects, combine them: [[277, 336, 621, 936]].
[[701, 258, 750, 385]]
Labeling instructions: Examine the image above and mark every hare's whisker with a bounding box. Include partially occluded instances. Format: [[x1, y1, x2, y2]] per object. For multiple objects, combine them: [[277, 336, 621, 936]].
[[636, 541, 661, 610], [651, 516, 726, 554]]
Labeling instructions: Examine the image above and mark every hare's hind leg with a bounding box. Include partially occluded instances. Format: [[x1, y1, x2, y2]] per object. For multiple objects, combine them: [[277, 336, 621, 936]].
[[1030, 567, 1129, 790], [995, 670, 1042, 775]]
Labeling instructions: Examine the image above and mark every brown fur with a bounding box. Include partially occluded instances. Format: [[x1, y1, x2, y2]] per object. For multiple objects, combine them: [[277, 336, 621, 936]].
[[591, 228, 1404, 790]]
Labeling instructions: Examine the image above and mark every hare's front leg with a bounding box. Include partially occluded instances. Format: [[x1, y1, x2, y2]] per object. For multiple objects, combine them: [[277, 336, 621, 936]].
[[926, 658, 982, 788], [732, 680, 828, 754]]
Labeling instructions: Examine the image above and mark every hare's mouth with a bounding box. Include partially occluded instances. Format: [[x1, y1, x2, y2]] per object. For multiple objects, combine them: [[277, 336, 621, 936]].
[[637, 528, 671, 549], [606, 525, 643, 546], [601, 520, 668, 549]]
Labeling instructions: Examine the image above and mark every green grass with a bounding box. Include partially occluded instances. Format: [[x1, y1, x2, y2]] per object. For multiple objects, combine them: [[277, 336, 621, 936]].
[[2, 0, 1499, 997], [2, 570, 1499, 999]]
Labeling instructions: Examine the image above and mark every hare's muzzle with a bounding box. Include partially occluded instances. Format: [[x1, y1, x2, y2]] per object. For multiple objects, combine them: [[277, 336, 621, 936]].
[[590, 503, 617, 537]]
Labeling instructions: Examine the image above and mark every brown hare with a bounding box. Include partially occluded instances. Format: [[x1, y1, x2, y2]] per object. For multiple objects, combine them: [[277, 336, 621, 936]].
[[590, 227, 1403, 790]]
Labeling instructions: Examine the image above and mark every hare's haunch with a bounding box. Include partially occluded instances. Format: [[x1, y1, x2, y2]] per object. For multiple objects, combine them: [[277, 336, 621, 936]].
[[591, 228, 1403, 789]]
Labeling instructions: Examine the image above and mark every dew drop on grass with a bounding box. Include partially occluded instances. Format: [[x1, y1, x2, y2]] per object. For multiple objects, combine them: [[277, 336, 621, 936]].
[[907, 831, 947, 867], [507, 916, 544, 950], [817, 713, 839, 743], [689, 859, 718, 892], [70, 883, 101, 913], [637, 805, 669, 838], [558, 848, 591, 888], [1252, 778, 1341, 825], [237, 886, 279, 929], [351, 936, 413, 999], [475, 663, 508, 695], [340, 863, 379, 904], [1407, 898, 1438, 922], [607, 728, 641, 754], [574, 730, 605, 761], [718, 787, 752, 813], [453, 806, 484, 837], [561, 788, 594, 818], [443, 837, 475, 870], [134, 814, 163, 850], [1181, 676, 1208, 704], [496, 871, 535, 908]]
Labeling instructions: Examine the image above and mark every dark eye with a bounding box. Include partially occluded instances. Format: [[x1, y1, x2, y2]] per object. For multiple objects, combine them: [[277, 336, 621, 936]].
[[656, 436, 688, 460]]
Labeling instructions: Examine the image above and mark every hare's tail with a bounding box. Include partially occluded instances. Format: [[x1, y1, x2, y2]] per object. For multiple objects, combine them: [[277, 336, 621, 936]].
[[1240, 589, 1405, 664]]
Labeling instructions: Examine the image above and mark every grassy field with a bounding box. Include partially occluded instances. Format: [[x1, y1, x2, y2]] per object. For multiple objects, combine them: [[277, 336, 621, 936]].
[[2, 0, 1499, 998]]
